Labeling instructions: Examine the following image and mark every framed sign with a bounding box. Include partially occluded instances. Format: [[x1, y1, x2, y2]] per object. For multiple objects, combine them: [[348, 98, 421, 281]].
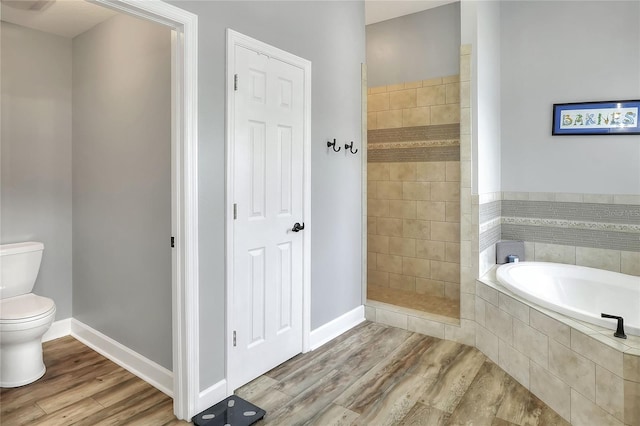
[[552, 100, 640, 135]]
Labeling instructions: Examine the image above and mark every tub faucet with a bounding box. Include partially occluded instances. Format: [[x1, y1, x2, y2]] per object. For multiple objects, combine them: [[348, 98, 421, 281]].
[[601, 313, 627, 339]]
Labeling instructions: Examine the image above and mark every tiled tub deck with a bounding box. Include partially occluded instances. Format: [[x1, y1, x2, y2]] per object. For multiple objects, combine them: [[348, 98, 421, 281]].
[[476, 268, 639, 425]]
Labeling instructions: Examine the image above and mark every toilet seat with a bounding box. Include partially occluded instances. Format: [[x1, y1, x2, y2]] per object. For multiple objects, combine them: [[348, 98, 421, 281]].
[[0, 294, 55, 324]]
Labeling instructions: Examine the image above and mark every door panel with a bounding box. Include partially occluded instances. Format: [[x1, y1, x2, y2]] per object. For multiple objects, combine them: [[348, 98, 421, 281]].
[[230, 44, 305, 390]]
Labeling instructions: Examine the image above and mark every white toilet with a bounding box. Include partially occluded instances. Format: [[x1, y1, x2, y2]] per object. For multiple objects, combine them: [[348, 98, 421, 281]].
[[0, 241, 56, 388]]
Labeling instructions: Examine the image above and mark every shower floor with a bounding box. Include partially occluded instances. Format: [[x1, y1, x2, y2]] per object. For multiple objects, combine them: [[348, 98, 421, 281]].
[[367, 285, 460, 319]]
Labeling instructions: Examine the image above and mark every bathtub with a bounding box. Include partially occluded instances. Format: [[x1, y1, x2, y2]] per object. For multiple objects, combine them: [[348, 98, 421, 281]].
[[496, 262, 640, 336]]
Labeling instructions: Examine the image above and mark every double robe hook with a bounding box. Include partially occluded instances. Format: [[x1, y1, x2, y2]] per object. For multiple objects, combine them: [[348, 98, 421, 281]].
[[327, 139, 358, 154]]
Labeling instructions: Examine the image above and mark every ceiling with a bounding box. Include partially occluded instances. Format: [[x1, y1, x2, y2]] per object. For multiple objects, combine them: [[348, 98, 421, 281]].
[[0, 0, 117, 38], [0, 0, 458, 39], [365, 0, 458, 25]]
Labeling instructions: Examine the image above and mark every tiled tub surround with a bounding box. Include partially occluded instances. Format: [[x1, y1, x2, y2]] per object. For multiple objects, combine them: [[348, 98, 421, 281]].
[[478, 192, 640, 277], [477, 269, 640, 425], [367, 77, 461, 314]]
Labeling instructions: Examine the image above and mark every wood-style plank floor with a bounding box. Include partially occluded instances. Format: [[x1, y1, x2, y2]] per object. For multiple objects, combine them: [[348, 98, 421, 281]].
[[2, 322, 568, 425], [237, 321, 569, 426], [0, 336, 189, 425]]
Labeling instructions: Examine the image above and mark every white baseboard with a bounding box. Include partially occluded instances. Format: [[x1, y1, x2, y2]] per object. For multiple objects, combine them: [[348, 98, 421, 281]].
[[309, 305, 365, 351], [43, 318, 72, 342], [196, 379, 229, 414], [70, 319, 173, 397]]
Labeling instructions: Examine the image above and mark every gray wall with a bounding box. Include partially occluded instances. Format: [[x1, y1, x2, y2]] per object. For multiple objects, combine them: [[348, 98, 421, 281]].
[[72, 15, 172, 369], [366, 2, 460, 87], [501, 1, 640, 194], [164, 0, 366, 390], [1, 22, 73, 319]]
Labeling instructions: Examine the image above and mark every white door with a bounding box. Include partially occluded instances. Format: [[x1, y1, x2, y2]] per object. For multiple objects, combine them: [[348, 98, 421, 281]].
[[229, 42, 306, 390]]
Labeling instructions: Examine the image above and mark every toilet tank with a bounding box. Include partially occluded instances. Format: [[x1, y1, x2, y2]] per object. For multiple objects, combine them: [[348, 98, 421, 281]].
[[0, 242, 44, 299]]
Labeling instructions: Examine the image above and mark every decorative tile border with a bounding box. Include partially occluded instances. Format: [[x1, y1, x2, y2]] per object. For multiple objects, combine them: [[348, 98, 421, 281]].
[[367, 146, 459, 163], [368, 139, 459, 150], [502, 200, 640, 225], [368, 124, 460, 144]]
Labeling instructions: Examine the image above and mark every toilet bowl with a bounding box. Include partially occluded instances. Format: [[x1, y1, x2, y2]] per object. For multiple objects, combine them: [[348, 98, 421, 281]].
[[0, 242, 56, 388]]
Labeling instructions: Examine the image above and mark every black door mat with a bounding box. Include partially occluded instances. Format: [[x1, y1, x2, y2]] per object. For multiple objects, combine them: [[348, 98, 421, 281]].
[[192, 395, 266, 426]]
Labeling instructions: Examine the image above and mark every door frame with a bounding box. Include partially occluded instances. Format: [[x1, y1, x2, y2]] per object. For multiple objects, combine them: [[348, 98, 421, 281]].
[[225, 29, 312, 394], [91, 0, 198, 420]]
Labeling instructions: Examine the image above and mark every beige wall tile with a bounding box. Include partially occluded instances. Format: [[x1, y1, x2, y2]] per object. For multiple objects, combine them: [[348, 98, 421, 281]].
[[377, 181, 403, 200], [377, 217, 403, 237], [376, 308, 408, 329], [513, 318, 549, 369], [445, 161, 460, 182], [549, 340, 596, 401], [445, 202, 460, 223], [415, 240, 445, 261], [499, 340, 530, 388], [431, 104, 460, 124], [444, 282, 460, 300], [368, 93, 389, 112], [445, 82, 460, 104], [460, 107, 471, 134], [403, 219, 431, 239], [389, 89, 417, 109], [445, 319, 475, 346], [431, 261, 459, 283], [386, 83, 404, 92], [403, 182, 431, 200], [445, 242, 460, 263], [530, 309, 571, 346], [476, 281, 498, 306], [403, 257, 431, 279], [576, 247, 621, 273], [623, 352, 640, 382], [402, 107, 431, 126], [389, 273, 416, 292], [368, 270, 389, 287], [404, 80, 423, 89], [460, 81, 470, 108], [422, 77, 443, 87], [416, 161, 446, 182], [499, 294, 529, 323], [377, 253, 403, 274], [530, 362, 571, 421], [476, 324, 499, 363], [571, 389, 623, 426], [407, 316, 444, 339], [367, 216, 377, 234], [367, 198, 389, 217], [621, 251, 640, 276], [389, 162, 417, 181], [443, 75, 459, 84], [415, 278, 444, 296], [389, 237, 416, 257], [388, 200, 417, 219], [417, 85, 446, 106], [431, 182, 460, 201], [367, 251, 377, 271], [367, 181, 377, 199], [460, 295, 474, 320], [625, 379, 640, 425], [365, 305, 376, 321], [367, 112, 377, 130], [571, 330, 624, 377], [460, 55, 471, 82], [485, 302, 513, 344], [416, 201, 446, 221], [596, 365, 624, 421], [369, 86, 387, 94], [376, 110, 403, 129], [534, 243, 576, 265], [431, 221, 460, 242], [368, 234, 389, 254], [368, 163, 390, 181]]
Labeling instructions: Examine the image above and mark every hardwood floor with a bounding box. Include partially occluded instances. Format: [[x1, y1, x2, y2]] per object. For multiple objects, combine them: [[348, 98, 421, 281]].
[[2, 323, 568, 425], [237, 321, 569, 426], [0, 336, 189, 425]]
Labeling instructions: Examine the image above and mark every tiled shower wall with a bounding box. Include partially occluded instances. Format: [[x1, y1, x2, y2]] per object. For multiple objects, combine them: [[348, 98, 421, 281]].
[[478, 192, 640, 277], [367, 77, 461, 302]]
